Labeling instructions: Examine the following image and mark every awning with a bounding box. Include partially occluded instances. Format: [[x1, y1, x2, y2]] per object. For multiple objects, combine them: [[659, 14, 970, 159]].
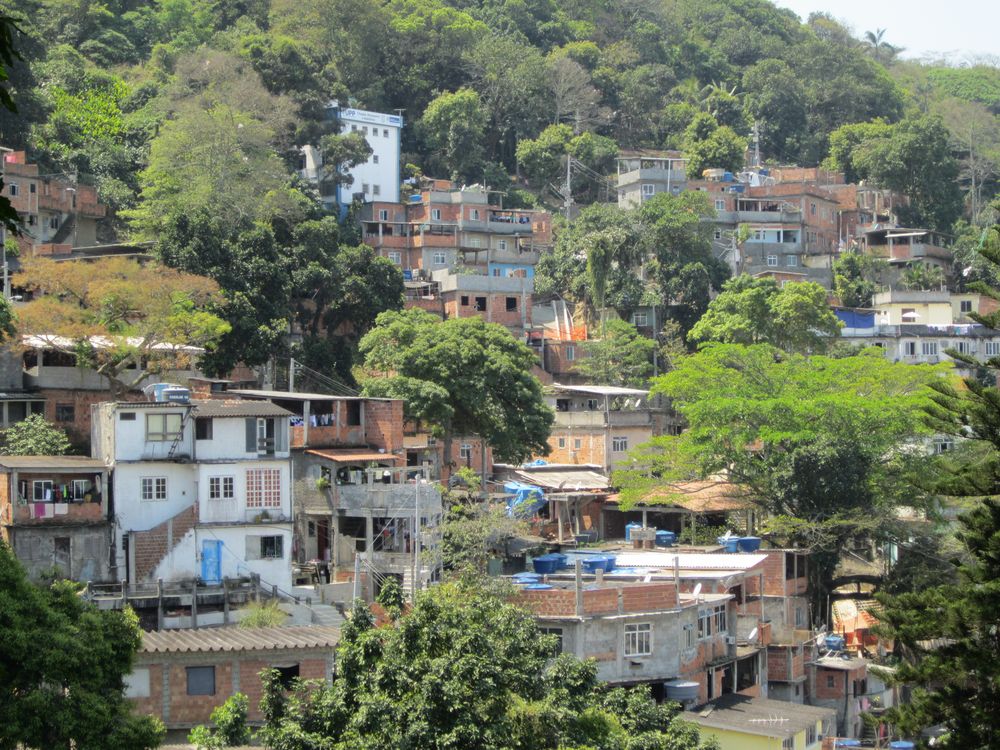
[[305, 449, 401, 463], [514, 468, 610, 491]]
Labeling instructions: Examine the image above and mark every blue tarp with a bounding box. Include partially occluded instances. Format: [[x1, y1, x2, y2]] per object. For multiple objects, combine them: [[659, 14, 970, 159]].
[[504, 481, 546, 517], [836, 309, 875, 329]]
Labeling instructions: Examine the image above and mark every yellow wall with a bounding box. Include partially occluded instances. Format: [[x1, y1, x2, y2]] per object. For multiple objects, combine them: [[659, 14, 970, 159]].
[[694, 724, 823, 750], [876, 301, 953, 327]]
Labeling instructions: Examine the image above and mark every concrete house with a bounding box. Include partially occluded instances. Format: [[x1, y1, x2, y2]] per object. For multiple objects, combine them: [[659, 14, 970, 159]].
[[687, 694, 835, 750], [92, 396, 295, 592], [0, 455, 111, 581]]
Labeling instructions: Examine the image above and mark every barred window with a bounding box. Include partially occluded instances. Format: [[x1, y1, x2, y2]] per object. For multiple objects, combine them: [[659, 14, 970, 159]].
[[246, 468, 281, 508], [624, 623, 652, 656]]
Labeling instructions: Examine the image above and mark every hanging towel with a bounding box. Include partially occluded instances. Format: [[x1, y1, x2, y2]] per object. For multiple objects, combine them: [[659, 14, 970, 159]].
[[44, 504, 55, 518], [33, 503, 44, 519], [54, 503, 68, 515]]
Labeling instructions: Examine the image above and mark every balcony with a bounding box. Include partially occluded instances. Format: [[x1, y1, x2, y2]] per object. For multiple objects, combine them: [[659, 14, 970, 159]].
[[618, 167, 686, 187], [554, 410, 652, 428]]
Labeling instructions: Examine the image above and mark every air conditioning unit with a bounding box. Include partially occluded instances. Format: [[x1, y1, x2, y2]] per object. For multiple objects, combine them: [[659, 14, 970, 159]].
[[725, 635, 737, 645]]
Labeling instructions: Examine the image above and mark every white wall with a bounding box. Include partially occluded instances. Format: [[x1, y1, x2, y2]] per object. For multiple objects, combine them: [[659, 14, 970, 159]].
[[337, 108, 401, 205], [196, 461, 291, 524], [194, 416, 290, 461], [112, 406, 194, 461]]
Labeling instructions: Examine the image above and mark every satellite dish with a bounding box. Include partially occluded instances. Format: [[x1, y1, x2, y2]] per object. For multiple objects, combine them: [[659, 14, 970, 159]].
[[692, 583, 702, 598], [748, 627, 758, 642]]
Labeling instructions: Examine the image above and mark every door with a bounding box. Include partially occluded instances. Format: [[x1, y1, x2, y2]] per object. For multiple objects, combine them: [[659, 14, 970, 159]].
[[201, 539, 222, 584]]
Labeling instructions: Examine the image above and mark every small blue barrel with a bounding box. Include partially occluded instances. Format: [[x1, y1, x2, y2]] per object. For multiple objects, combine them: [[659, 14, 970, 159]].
[[602, 556, 617, 572], [738, 536, 761, 553], [825, 635, 846, 653], [550, 553, 569, 569], [512, 572, 541, 583], [717, 537, 739, 553], [625, 522, 642, 541], [523, 583, 553, 590], [888, 742, 915, 750], [655, 530, 676, 547], [580, 557, 608, 574], [532, 555, 560, 575]]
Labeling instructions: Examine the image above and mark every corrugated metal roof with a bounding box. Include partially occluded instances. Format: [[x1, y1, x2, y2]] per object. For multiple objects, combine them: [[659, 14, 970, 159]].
[[514, 468, 610, 490], [139, 625, 340, 654], [192, 400, 292, 418], [305, 449, 401, 463], [612, 552, 767, 571], [0, 455, 107, 470]]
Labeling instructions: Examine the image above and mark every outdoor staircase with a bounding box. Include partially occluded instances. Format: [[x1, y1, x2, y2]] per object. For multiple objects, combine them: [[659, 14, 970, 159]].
[[310, 602, 346, 628]]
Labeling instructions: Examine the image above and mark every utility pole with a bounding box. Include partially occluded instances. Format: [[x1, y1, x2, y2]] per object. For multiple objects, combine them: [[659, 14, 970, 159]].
[[564, 156, 573, 222], [752, 121, 761, 168]]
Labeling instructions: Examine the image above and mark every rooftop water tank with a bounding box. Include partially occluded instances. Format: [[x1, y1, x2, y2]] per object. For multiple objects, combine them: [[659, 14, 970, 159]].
[[162, 386, 191, 404], [737, 536, 761, 553], [825, 635, 846, 653], [523, 583, 553, 590], [717, 536, 739, 553], [834, 741, 861, 748], [532, 555, 560, 575], [664, 680, 700, 706], [655, 530, 677, 547], [625, 522, 643, 541], [602, 556, 616, 572], [580, 557, 608, 574]]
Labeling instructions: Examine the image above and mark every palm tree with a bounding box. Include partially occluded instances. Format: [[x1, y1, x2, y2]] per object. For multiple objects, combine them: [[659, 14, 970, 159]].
[[864, 28, 903, 65]]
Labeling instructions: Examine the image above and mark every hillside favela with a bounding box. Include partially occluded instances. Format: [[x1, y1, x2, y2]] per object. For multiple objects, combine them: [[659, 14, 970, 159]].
[[0, 0, 997, 748]]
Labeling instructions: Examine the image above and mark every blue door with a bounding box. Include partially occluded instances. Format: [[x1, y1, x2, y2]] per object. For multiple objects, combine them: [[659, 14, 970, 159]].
[[201, 540, 222, 584]]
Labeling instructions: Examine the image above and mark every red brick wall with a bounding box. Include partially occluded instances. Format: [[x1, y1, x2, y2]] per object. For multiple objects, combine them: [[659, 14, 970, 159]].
[[364, 399, 404, 453], [761, 550, 787, 596], [238, 657, 328, 721], [516, 588, 577, 616], [582, 588, 618, 615], [544, 431, 605, 467], [42, 388, 144, 447], [132, 504, 199, 581], [621, 583, 677, 611], [443, 292, 532, 329]]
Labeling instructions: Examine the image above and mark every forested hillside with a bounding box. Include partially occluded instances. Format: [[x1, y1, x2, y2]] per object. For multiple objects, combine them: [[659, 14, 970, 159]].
[[1, 0, 997, 376]]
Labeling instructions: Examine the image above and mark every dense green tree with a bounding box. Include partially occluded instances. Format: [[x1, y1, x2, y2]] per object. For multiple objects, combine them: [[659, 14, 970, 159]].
[[688, 275, 842, 353], [419, 88, 488, 183], [617, 344, 943, 615], [1, 414, 72, 456], [0, 540, 165, 749], [682, 113, 746, 176], [188, 693, 252, 750], [359, 309, 553, 466], [832, 251, 887, 308], [441, 502, 527, 575], [256, 581, 710, 750], [575, 318, 655, 387]]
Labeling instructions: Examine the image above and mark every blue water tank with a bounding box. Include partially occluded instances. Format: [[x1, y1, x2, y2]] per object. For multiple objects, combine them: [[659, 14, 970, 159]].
[[532, 556, 560, 575], [717, 537, 739, 553], [825, 635, 846, 653], [602, 556, 616, 572], [550, 553, 569, 569], [408, 194, 422, 203], [625, 522, 642, 541], [580, 557, 608, 574], [523, 583, 553, 590], [737, 536, 761, 553], [512, 572, 541, 583], [835, 741, 861, 748], [888, 743, 915, 750], [722, 171, 734, 182], [655, 530, 677, 547]]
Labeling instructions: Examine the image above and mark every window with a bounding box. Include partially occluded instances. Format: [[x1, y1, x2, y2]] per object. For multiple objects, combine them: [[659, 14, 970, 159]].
[[350, 124, 357, 131], [766, 255, 778, 267], [125, 668, 151, 699], [632, 312, 648, 327], [460, 443, 472, 461], [384, 128, 390, 137], [565, 345, 575, 362], [786, 255, 798, 267], [684, 624, 695, 648], [460, 295, 470, 306], [826, 674, 836, 688], [186, 666, 216, 696], [782, 738, 794, 750], [714, 228, 722, 240], [29, 183, 36, 194], [7, 183, 16, 196], [146, 413, 183, 442], [27, 215, 36, 226], [806, 726, 817, 744], [961, 299, 973, 313], [641, 183, 655, 196], [714, 199, 725, 210], [195, 417, 213, 440], [378, 209, 388, 221], [953, 340, 973, 355], [573, 438, 582, 450], [372, 154, 379, 164], [141, 477, 167, 501], [119, 412, 136, 421], [274, 663, 300, 689], [209, 476, 234, 500], [431, 208, 441, 221], [33, 480, 53, 501], [54, 403, 75, 422], [246, 468, 281, 508], [387, 251, 401, 264], [624, 623, 652, 656], [714, 604, 727, 634], [474, 296, 486, 311], [810, 202, 817, 215], [432, 251, 447, 265], [506, 297, 517, 311], [49, 216, 59, 229], [986, 342, 1000, 357], [795, 606, 805, 627], [372, 184, 380, 196], [612, 436, 628, 452], [361, 183, 370, 194], [471, 208, 480, 220], [922, 341, 938, 356], [540, 626, 564, 654], [246, 534, 284, 560], [904, 341, 917, 356], [557, 437, 566, 448], [498, 239, 508, 251], [72, 479, 90, 499]]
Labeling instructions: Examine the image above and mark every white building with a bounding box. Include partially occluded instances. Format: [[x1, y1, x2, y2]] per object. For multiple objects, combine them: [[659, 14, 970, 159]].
[[92, 397, 295, 593], [299, 103, 402, 214]]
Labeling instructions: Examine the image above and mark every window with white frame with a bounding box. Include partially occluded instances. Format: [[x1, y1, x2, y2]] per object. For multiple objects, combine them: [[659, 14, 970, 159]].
[[146, 413, 183, 442], [470, 208, 480, 220], [557, 437, 566, 448], [378, 209, 388, 221], [7, 183, 16, 196], [624, 622, 652, 656], [932, 437, 954, 454], [986, 341, 1000, 357], [612, 436, 628, 452], [961, 299, 973, 313], [361, 183, 369, 194], [684, 623, 695, 648], [642, 183, 655, 196], [498, 239, 508, 251], [786, 255, 798, 267], [246, 468, 281, 508], [714, 604, 727, 634], [209, 476, 235, 500], [372, 154, 379, 164], [766, 255, 779, 267], [432, 251, 447, 265], [372, 184, 380, 196], [782, 738, 794, 750], [922, 341, 938, 356], [431, 208, 441, 221], [573, 438, 582, 450], [904, 341, 917, 356], [459, 444, 472, 461], [953, 340, 973, 355], [141, 477, 167, 501], [714, 199, 725, 210], [387, 251, 401, 265], [632, 312, 648, 327], [32, 480, 53, 501]]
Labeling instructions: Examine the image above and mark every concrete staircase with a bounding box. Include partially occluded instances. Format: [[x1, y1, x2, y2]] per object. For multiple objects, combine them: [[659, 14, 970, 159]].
[[310, 602, 346, 628]]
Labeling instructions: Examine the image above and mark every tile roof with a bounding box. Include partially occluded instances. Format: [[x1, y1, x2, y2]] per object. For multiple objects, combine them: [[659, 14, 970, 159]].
[[688, 695, 834, 739], [139, 625, 340, 654], [191, 400, 292, 418], [0, 455, 107, 470]]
